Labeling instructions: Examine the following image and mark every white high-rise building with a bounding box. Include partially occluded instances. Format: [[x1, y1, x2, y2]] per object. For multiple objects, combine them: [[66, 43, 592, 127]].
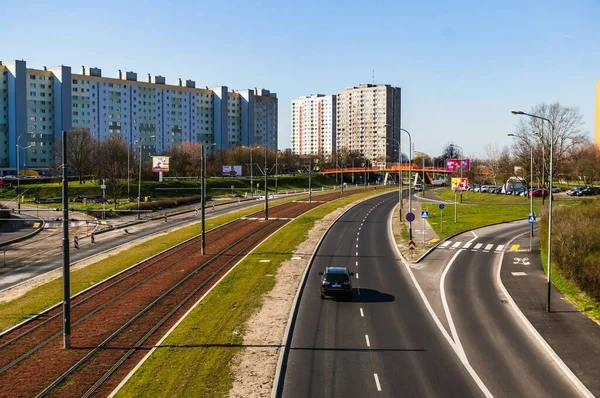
[[336, 84, 401, 164], [0, 59, 277, 172], [291, 94, 336, 157]]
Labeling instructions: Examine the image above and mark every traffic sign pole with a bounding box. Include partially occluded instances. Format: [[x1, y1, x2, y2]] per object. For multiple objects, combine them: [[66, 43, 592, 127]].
[[439, 203, 445, 233]]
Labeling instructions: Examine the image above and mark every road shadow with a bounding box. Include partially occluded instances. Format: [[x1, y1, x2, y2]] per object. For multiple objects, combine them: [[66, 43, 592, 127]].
[[325, 288, 394, 303]]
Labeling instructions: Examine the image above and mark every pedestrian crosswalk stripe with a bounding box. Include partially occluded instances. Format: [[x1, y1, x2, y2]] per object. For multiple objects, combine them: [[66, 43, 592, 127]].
[[484, 244, 494, 252], [463, 242, 472, 249], [509, 244, 520, 252], [474, 243, 483, 250], [495, 244, 505, 252], [451, 241, 462, 248], [441, 241, 451, 248]]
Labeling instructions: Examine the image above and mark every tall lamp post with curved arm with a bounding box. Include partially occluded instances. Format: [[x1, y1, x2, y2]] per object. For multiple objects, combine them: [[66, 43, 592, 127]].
[[16, 133, 33, 214], [384, 124, 413, 239], [136, 135, 156, 220], [512, 109, 555, 313]]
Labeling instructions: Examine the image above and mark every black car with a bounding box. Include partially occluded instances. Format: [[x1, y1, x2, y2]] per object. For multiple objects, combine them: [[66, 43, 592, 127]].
[[319, 267, 354, 300]]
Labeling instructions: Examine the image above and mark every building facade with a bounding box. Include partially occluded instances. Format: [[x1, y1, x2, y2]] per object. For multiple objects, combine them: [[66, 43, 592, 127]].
[[0, 60, 277, 172], [336, 84, 401, 164], [291, 94, 336, 157], [595, 79, 600, 147]]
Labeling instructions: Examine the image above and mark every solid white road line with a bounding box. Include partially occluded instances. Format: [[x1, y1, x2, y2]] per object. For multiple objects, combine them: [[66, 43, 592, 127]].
[[387, 210, 493, 398], [441, 241, 452, 248], [452, 241, 462, 249], [441, 249, 468, 361], [484, 244, 493, 252], [365, 334, 371, 347], [495, 244, 505, 252], [360, 308, 364, 317], [496, 230, 594, 398], [356, 273, 359, 279], [374, 373, 382, 391], [474, 243, 483, 250]]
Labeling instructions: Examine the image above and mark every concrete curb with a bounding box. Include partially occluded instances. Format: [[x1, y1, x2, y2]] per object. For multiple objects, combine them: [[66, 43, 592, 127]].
[[0, 219, 46, 248]]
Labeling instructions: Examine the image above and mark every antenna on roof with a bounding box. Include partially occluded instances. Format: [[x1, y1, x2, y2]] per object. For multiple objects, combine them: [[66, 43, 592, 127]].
[[372, 69, 375, 84]]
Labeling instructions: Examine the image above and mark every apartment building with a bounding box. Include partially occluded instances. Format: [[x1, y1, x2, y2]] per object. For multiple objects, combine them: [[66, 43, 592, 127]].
[[0, 60, 277, 172], [291, 94, 336, 158], [336, 84, 401, 164]]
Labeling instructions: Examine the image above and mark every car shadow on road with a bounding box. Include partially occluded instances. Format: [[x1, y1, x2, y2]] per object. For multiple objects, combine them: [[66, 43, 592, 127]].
[[327, 288, 394, 303]]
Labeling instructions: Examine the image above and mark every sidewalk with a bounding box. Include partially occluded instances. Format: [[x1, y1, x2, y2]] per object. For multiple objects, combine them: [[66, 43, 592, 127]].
[[501, 232, 600, 396]]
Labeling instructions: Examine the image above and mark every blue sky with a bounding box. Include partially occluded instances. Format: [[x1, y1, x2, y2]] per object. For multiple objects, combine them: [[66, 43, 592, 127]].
[[2, 0, 598, 157]]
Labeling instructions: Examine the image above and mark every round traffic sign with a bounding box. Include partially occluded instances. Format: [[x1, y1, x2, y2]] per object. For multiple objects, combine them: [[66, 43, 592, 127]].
[[406, 212, 415, 222], [439, 203, 445, 210]]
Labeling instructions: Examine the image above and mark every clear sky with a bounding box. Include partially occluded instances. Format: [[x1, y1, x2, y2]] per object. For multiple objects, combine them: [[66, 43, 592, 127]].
[[2, 0, 598, 158]]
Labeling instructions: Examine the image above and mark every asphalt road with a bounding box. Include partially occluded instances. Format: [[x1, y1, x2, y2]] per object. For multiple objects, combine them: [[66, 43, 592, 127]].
[[415, 221, 587, 397], [280, 192, 481, 397]]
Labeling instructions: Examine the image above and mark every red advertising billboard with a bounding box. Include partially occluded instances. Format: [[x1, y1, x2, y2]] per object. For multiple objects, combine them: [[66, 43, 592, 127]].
[[445, 159, 470, 172]]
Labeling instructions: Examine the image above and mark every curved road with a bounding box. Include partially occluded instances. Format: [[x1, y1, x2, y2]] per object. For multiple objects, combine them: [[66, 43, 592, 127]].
[[279, 193, 588, 397], [280, 192, 481, 397]]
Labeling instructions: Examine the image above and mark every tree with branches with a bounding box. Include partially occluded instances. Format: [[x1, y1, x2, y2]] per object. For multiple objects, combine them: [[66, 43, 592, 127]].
[[510, 103, 586, 187], [95, 137, 128, 208]]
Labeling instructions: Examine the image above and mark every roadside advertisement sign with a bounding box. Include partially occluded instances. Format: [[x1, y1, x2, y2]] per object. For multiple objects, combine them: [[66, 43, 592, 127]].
[[222, 165, 242, 177], [451, 177, 469, 190], [445, 159, 471, 172], [151, 156, 170, 172]]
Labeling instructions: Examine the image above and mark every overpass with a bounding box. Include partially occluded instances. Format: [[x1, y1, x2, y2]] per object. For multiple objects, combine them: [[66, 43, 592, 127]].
[[320, 164, 449, 184]]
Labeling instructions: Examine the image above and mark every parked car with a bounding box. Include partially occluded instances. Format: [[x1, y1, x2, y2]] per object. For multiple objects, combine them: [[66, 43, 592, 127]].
[[575, 187, 599, 196], [567, 186, 587, 196], [414, 184, 423, 192], [505, 187, 514, 195], [473, 186, 481, 192], [513, 187, 525, 196], [551, 187, 561, 193], [494, 186, 503, 194], [319, 267, 354, 300], [529, 189, 549, 198], [480, 185, 489, 193]]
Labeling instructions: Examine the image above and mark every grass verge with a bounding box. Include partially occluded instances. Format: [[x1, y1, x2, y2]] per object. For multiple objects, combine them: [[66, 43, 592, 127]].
[[540, 252, 600, 324], [0, 190, 339, 332], [115, 188, 394, 397]]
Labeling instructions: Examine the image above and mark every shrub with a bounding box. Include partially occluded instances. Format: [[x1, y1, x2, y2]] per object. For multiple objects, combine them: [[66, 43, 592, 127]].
[[540, 200, 600, 299]]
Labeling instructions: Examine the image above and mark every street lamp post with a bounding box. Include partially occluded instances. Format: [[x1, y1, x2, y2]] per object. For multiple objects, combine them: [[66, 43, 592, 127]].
[[137, 135, 156, 220], [250, 147, 254, 197], [384, 137, 402, 222], [512, 109, 555, 312], [264, 144, 269, 220], [16, 133, 32, 214], [127, 142, 132, 201], [201, 143, 216, 255], [508, 133, 534, 248], [384, 125, 412, 240]]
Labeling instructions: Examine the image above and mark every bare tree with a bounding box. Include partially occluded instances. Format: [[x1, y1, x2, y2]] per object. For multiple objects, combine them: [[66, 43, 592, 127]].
[[568, 140, 600, 185], [66, 127, 96, 184], [441, 143, 461, 160], [511, 103, 586, 187], [95, 137, 128, 208]]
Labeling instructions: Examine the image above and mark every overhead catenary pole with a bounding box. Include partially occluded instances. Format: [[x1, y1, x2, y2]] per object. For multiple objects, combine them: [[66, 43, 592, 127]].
[[309, 156, 312, 203], [201, 143, 206, 255], [264, 144, 268, 220], [61, 130, 71, 350]]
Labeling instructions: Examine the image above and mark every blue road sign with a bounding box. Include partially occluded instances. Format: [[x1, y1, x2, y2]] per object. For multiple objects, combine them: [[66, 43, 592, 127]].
[[439, 203, 445, 210], [528, 213, 537, 224], [421, 211, 429, 219], [406, 212, 415, 222]]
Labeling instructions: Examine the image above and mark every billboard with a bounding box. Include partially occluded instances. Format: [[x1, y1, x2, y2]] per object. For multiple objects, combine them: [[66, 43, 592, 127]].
[[445, 159, 471, 172], [222, 165, 242, 177], [152, 156, 170, 172], [451, 177, 469, 191]]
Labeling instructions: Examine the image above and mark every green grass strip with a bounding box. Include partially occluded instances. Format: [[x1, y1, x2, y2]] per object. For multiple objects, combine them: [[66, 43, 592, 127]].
[[0, 192, 333, 332], [115, 188, 394, 397], [540, 253, 600, 323]]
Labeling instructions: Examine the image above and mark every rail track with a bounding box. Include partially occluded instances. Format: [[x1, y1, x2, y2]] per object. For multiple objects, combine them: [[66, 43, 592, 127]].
[[0, 190, 360, 397]]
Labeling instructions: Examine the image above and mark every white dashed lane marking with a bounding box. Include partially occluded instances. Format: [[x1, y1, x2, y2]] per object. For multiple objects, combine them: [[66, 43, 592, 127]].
[[360, 308, 364, 317], [365, 334, 371, 347], [374, 374, 382, 391]]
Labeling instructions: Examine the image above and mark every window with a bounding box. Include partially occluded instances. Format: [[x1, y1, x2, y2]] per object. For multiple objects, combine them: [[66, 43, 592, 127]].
[[29, 75, 36, 80]]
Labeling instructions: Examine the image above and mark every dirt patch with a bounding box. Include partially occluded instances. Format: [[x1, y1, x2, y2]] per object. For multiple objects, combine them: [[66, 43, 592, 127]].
[[228, 193, 388, 398]]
